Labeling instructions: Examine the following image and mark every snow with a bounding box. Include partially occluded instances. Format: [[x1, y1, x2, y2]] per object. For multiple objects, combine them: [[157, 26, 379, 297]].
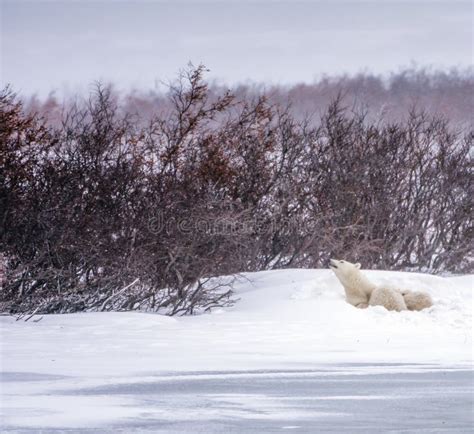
[[0, 268, 472, 431]]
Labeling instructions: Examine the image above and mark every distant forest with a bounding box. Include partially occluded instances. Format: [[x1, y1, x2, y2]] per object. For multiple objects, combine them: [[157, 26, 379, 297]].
[[24, 67, 473, 126]]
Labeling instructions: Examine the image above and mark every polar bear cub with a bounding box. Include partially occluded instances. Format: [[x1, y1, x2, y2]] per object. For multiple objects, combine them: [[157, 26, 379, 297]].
[[369, 287, 407, 312], [400, 289, 433, 311], [329, 259, 407, 311]]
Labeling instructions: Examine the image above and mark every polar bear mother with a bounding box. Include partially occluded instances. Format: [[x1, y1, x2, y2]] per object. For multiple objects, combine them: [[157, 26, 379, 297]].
[[329, 259, 433, 311]]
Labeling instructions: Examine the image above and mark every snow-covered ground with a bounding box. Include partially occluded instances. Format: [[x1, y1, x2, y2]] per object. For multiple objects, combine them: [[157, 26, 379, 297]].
[[0, 269, 472, 432]]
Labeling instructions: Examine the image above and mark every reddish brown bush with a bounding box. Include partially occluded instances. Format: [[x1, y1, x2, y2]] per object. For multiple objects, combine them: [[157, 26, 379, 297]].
[[1, 66, 472, 315]]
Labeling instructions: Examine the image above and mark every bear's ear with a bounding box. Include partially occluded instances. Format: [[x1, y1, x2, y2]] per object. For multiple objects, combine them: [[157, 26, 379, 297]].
[[355, 263, 361, 269]]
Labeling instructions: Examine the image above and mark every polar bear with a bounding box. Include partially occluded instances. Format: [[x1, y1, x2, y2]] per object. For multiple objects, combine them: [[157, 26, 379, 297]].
[[328, 259, 376, 308], [400, 289, 433, 311], [329, 259, 407, 311], [369, 286, 407, 312]]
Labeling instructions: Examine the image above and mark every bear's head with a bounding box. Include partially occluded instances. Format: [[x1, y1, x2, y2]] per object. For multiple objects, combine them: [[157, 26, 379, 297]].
[[329, 259, 361, 286]]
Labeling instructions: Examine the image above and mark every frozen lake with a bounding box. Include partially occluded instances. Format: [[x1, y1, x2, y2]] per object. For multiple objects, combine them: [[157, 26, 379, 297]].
[[2, 365, 473, 433]]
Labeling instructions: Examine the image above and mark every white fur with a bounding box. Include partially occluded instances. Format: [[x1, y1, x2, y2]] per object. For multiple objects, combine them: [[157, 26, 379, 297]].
[[329, 259, 375, 308], [329, 259, 407, 311], [369, 287, 407, 311], [401, 290, 433, 311]]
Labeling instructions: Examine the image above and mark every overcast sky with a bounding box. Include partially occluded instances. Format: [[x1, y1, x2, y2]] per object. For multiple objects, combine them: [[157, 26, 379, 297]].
[[1, 0, 472, 96]]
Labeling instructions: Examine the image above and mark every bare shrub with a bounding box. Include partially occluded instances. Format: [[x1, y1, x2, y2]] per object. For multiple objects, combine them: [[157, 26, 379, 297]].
[[1, 66, 472, 315]]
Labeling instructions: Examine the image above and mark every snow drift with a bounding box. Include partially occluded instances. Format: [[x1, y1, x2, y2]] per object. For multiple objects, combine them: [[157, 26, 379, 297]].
[[1, 268, 472, 431], [1, 269, 472, 376]]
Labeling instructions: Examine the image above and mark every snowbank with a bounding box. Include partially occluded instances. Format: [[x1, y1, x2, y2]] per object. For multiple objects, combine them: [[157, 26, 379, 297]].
[[1, 269, 472, 377], [1, 269, 472, 431]]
